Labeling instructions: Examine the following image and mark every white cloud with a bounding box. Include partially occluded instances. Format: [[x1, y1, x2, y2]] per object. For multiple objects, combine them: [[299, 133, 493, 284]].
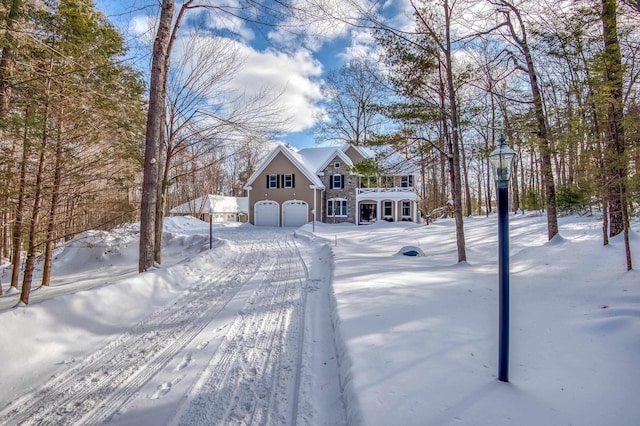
[[168, 33, 326, 135], [228, 45, 325, 132], [338, 28, 380, 63], [129, 14, 156, 42], [267, 0, 375, 52]]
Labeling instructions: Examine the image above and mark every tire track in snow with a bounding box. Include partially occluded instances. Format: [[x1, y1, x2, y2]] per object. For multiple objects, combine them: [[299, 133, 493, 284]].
[[174, 236, 308, 426], [0, 240, 264, 426]]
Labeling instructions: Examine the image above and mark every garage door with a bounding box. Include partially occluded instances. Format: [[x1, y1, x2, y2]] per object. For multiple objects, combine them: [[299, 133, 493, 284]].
[[254, 201, 279, 226], [282, 200, 308, 227]]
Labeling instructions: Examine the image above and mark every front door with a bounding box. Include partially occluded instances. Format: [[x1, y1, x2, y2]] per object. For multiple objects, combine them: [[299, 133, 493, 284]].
[[360, 203, 376, 223]]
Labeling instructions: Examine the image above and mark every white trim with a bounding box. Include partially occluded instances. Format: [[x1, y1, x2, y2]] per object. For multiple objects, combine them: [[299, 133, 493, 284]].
[[254, 200, 280, 226], [327, 197, 348, 217], [243, 144, 324, 190], [316, 149, 354, 172]]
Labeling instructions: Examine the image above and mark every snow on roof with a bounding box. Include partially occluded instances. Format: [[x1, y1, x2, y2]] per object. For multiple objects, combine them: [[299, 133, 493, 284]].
[[296, 146, 354, 173], [355, 145, 420, 174], [169, 195, 248, 214], [244, 143, 419, 191], [243, 143, 325, 190]]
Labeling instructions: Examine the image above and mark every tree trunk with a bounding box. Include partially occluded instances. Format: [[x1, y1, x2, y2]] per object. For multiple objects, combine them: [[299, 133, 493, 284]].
[[602, 0, 627, 238], [443, 1, 466, 262], [139, 0, 174, 272], [20, 127, 47, 304], [21, 56, 53, 304], [0, 0, 22, 118], [601, 0, 631, 269], [458, 120, 472, 217], [42, 107, 64, 287], [10, 105, 30, 289], [503, 2, 558, 239]]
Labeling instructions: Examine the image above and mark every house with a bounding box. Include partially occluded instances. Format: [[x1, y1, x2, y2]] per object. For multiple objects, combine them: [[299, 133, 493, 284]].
[[169, 195, 248, 223], [242, 143, 420, 226]]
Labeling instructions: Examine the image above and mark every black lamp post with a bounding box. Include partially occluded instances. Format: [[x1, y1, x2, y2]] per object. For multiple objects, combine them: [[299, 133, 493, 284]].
[[209, 208, 213, 250], [489, 134, 516, 383]]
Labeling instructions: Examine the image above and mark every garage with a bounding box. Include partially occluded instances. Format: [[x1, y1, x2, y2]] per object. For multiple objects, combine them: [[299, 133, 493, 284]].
[[282, 200, 308, 227], [254, 200, 279, 226]]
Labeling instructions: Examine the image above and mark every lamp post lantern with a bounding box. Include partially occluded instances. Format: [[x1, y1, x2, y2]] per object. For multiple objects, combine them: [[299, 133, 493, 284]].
[[489, 134, 516, 383]]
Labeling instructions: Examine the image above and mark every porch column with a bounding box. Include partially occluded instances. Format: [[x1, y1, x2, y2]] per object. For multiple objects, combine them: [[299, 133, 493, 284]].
[[376, 200, 381, 221], [246, 187, 252, 224], [394, 200, 399, 221]]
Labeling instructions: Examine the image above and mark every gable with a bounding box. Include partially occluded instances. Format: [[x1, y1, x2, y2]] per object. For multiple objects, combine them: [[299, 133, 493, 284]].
[[343, 145, 367, 164], [243, 144, 324, 190]]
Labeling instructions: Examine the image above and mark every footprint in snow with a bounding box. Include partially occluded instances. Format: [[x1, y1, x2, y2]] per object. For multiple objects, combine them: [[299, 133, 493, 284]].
[[151, 382, 172, 399], [175, 353, 192, 371]]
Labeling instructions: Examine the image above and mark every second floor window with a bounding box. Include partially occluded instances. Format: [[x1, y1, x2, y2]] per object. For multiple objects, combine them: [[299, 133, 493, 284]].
[[283, 174, 294, 188], [268, 174, 278, 188], [267, 173, 295, 189], [330, 174, 344, 189], [400, 175, 414, 188]]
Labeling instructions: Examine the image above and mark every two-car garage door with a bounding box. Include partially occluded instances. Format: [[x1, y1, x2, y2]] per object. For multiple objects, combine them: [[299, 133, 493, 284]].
[[254, 200, 308, 227]]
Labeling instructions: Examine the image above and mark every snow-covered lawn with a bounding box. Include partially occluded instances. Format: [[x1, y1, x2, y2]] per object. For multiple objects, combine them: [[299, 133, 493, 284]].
[[0, 213, 638, 425], [304, 213, 640, 426]]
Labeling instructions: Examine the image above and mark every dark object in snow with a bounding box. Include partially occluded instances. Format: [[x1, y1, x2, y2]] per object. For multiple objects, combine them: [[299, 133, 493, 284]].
[[394, 246, 425, 257]]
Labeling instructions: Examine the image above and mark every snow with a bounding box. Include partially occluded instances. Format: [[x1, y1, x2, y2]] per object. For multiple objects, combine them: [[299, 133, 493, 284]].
[[1, 213, 639, 425]]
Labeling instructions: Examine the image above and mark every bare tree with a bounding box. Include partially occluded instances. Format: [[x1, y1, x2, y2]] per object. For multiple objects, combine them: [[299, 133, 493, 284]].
[[139, 0, 174, 272], [316, 58, 391, 145], [493, 0, 559, 240]]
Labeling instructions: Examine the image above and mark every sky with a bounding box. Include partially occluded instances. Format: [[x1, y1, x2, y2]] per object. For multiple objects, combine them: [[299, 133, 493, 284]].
[[93, 0, 407, 149], [1, 213, 638, 424]]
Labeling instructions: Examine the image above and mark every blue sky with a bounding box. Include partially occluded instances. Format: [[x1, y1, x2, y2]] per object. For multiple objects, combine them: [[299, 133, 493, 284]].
[[94, 1, 405, 149]]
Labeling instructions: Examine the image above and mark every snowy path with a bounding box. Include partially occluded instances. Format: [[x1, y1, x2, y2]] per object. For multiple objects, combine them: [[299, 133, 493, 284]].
[[0, 228, 345, 426]]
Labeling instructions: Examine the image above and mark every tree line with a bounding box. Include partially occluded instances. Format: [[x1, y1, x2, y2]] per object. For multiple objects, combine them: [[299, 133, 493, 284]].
[[2, 0, 637, 305], [0, 0, 273, 303], [0, 0, 146, 302], [315, 0, 638, 269]]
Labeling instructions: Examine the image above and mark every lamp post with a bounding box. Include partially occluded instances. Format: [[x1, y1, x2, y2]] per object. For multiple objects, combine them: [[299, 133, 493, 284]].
[[489, 134, 516, 383], [209, 208, 213, 250]]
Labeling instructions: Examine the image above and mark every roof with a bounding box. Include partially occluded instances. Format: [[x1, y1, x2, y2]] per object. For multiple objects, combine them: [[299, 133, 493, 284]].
[[243, 143, 419, 191], [296, 146, 354, 172], [243, 144, 325, 190], [169, 195, 248, 214], [349, 145, 420, 175]]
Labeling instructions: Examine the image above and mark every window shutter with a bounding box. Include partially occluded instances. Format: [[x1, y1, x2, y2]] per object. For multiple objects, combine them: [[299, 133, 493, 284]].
[[277, 174, 281, 188], [341, 175, 345, 189], [266, 175, 269, 188], [409, 175, 414, 186], [292, 174, 296, 188], [330, 176, 334, 189]]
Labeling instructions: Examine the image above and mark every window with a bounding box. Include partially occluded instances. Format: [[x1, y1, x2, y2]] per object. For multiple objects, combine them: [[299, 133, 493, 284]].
[[402, 201, 411, 217], [331, 174, 344, 189], [328, 199, 347, 217], [283, 173, 295, 188], [400, 175, 414, 188], [334, 162, 341, 169], [267, 174, 278, 188], [383, 201, 393, 216], [382, 176, 394, 188]]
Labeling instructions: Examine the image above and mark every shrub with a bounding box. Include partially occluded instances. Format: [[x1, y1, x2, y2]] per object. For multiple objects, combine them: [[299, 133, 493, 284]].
[[556, 185, 588, 214]]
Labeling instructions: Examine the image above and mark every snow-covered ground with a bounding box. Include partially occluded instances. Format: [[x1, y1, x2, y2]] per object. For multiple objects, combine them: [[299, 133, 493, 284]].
[[1, 213, 639, 425]]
